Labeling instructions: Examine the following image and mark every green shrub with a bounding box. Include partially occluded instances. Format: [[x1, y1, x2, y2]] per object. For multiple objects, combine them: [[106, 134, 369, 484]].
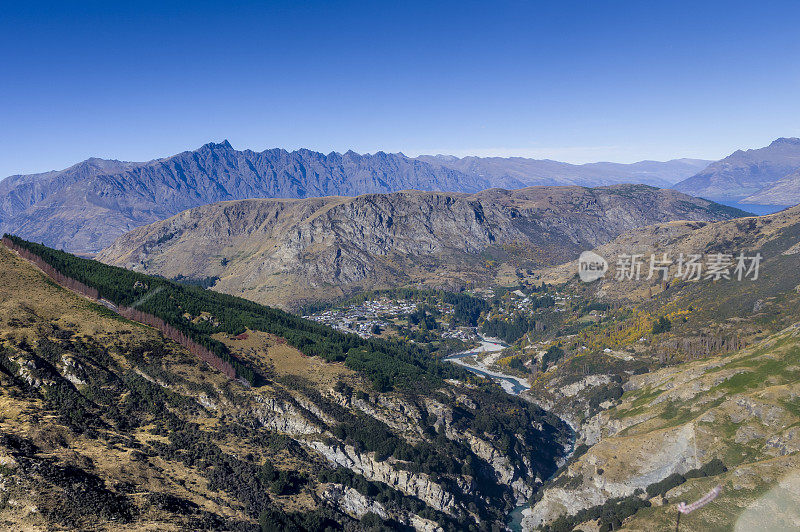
[[652, 316, 672, 334]]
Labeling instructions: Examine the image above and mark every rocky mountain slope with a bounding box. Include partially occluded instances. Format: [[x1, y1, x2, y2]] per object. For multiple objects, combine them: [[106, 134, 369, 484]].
[[540, 201, 800, 314], [0, 238, 572, 531], [0, 157, 137, 222], [418, 156, 710, 189], [525, 324, 800, 530], [674, 137, 800, 203], [96, 185, 746, 310], [741, 167, 800, 205], [511, 204, 800, 529], [0, 141, 712, 253]]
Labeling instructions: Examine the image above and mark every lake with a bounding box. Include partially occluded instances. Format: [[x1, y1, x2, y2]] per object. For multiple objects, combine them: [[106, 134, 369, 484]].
[[717, 201, 791, 216]]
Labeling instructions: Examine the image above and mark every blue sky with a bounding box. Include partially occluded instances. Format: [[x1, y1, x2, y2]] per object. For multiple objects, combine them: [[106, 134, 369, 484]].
[[1, 0, 799, 176]]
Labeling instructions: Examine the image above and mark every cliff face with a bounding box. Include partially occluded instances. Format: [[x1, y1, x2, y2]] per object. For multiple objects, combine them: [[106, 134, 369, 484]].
[[97, 185, 745, 309]]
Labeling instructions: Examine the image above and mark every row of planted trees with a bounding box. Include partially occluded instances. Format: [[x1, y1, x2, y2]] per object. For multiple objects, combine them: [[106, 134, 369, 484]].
[[3, 236, 100, 300], [656, 334, 747, 362], [2, 236, 237, 381], [2, 234, 470, 391], [116, 305, 236, 379]]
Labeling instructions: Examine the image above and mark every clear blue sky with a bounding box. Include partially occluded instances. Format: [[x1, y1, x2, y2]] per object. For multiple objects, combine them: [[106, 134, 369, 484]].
[[2, 0, 799, 177]]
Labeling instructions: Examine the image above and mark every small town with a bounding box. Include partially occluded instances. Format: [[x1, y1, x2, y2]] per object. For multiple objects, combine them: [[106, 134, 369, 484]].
[[304, 297, 443, 338]]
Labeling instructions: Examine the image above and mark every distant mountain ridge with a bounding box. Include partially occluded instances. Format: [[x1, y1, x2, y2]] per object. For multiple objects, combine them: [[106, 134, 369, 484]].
[[0, 141, 712, 253], [417, 154, 710, 189], [674, 137, 800, 203], [742, 167, 800, 204], [0, 157, 138, 221]]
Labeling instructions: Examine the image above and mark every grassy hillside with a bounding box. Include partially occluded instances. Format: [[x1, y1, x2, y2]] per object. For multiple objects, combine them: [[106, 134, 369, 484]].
[[0, 240, 572, 531], [4, 235, 470, 392], [0, 242, 324, 530]]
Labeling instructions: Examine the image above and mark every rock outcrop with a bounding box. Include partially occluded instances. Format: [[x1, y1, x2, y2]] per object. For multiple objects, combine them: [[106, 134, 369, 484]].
[[308, 441, 462, 514], [522, 323, 800, 530]]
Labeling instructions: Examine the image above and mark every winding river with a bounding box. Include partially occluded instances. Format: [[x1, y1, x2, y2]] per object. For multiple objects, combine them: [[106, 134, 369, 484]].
[[444, 334, 563, 531], [444, 334, 531, 395]]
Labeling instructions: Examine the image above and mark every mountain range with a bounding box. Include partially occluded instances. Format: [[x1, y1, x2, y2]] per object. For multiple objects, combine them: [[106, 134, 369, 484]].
[[0, 142, 478, 253], [674, 137, 800, 203], [4, 178, 800, 531], [3, 137, 800, 255], [0, 142, 711, 253], [96, 185, 745, 309], [417, 155, 710, 189], [4, 137, 800, 530]]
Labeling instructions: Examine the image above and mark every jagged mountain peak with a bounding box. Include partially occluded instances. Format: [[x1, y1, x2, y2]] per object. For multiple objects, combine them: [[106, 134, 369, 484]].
[[198, 139, 234, 151], [0, 141, 727, 253], [769, 136, 800, 147], [0, 144, 486, 252]]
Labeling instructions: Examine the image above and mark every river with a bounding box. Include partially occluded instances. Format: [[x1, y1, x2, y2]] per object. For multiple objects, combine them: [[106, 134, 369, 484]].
[[444, 334, 531, 395], [445, 334, 573, 531]]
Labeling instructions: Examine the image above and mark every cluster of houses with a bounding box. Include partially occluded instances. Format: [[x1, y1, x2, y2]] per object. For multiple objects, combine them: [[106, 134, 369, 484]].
[[304, 288, 573, 341], [483, 289, 570, 321], [304, 298, 423, 338], [440, 327, 480, 342]]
